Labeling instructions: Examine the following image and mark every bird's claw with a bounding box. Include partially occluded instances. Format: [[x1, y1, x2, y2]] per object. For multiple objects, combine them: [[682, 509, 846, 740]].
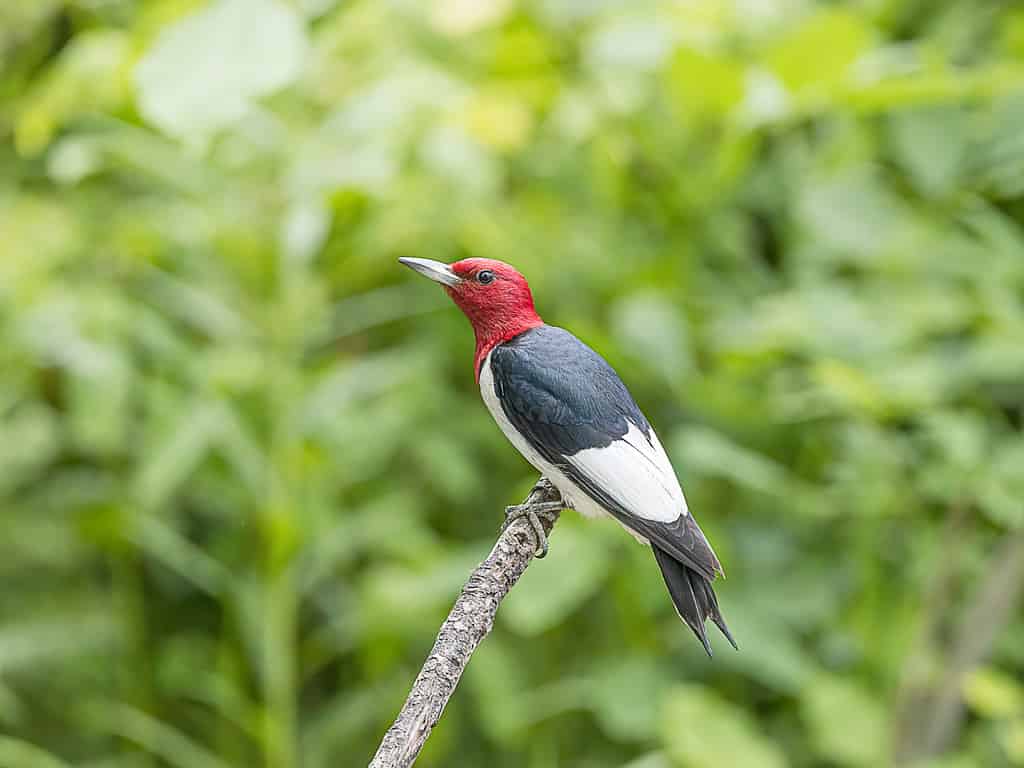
[[502, 501, 561, 559]]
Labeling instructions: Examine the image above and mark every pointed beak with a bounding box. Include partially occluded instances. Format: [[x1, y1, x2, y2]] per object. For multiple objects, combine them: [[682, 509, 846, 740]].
[[398, 257, 462, 288]]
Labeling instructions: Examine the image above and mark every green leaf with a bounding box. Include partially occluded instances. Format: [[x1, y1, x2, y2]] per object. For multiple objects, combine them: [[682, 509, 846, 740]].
[[1002, 719, 1024, 765], [0, 404, 58, 496], [501, 522, 610, 636], [360, 550, 484, 633], [889, 107, 968, 197], [797, 170, 903, 259], [801, 675, 886, 767], [969, 94, 1024, 199], [667, 47, 745, 118], [135, 0, 308, 144], [715, 608, 816, 694], [662, 685, 786, 768], [14, 30, 131, 155], [0, 737, 70, 768], [0, 614, 118, 672], [611, 293, 693, 381], [87, 704, 233, 768], [464, 635, 531, 745], [623, 754, 673, 768], [589, 657, 663, 741], [135, 402, 220, 509], [963, 666, 1024, 719], [673, 426, 790, 496], [133, 517, 230, 596], [767, 10, 871, 93], [979, 439, 1024, 529], [906, 754, 987, 768]]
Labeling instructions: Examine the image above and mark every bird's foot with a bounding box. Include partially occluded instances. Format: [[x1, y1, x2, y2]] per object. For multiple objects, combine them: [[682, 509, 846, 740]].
[[502, 501, 563, 559]]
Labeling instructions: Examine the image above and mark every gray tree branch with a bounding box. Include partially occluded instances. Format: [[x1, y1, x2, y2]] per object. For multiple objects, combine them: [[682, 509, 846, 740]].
[[368, 477, 563, 768]]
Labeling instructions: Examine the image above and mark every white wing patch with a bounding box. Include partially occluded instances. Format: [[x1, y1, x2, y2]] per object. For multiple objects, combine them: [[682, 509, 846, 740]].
[[569, 422, 688, 523], [479, 351, 688, 526]]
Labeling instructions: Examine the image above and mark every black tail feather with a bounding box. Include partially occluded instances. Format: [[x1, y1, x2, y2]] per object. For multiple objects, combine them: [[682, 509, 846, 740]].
[[692, 568, 738, 650], [653, 545, 736, 656]]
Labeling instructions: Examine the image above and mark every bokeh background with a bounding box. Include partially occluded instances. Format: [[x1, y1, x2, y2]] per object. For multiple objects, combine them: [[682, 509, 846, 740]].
[[2, 1, 1024, 767]]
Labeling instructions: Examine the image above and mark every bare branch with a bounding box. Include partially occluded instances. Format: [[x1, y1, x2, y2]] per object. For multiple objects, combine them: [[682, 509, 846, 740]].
[[368, 478, 563, 768]]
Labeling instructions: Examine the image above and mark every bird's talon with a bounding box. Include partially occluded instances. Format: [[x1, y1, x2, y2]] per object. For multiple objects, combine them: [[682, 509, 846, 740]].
[[502, 503, 553, 559], [529, 513, 549, 559]]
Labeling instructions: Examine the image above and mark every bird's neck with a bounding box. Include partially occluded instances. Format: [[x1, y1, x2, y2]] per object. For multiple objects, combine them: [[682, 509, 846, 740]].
[[472, 314, 543, 381]]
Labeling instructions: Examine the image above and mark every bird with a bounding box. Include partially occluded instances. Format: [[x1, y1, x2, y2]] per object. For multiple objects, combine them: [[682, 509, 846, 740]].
[[399, 256, 736, 656]]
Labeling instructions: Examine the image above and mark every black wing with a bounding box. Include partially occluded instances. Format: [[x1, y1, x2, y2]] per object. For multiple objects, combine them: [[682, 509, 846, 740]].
[[488, 325, 722, 580]]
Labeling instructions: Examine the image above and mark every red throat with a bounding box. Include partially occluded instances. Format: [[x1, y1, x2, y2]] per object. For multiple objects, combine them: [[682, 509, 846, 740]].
[[443, 259, 544, 380], [465, 305, 543, 381]]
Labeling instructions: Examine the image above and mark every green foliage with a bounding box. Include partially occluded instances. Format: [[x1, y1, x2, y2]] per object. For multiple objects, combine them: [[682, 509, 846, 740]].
[[1, 0, 1023, 766], [662, 686, 785, 768], [801, 675, 887, 766]]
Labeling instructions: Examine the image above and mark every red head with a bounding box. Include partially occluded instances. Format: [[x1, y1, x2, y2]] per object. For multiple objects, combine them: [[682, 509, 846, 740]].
[[399, 257, 543, 378]]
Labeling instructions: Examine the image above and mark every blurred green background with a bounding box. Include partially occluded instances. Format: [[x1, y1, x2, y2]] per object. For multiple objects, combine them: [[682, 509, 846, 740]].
[[2, 1, 1024, 767]]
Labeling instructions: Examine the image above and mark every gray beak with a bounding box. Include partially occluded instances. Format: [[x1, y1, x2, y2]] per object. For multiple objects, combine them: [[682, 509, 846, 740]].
[[398, 257, 462, 288]]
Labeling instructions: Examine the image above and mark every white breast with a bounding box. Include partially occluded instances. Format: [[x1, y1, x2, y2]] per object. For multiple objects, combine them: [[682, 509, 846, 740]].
[[479, 350, 689, 526]]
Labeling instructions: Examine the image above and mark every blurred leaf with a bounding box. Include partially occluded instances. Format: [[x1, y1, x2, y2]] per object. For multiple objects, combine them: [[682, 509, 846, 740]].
[[588, 657, 663, 741], [430, 0, 513, 37], [361, 549, 484, 634], [979, 438, 1024, 529], [460, 92, 533, 152], [673, 426, 790, 497], [135, 402, 221, 509], [144, 271, 247, 340], [767, 9, 870, 93], [715, 607, 816, 694], [591, 19, 674, 74], [0, 404, 59, 495], [797, 169, 902, 259], [662, 685, 786, 768], [88, 705, 233, 768], [0, 737, 70, 768], [969, 95, 1024, 199], [801, 675, 886, 767], [15, 30, 131, 155], [889, 107, 968, 197], [133, 516, 230, 595], [1003, 719, 1024, 765], [623, 753, 672, 768], [67, 357, 132, 456], [281, 198, 331, 265], [0, 614, 118, 672], [408, 431, 481, 499], [501, 522, 610, 636], [906, 754, 985, 768], [667, 48, 745, 118], [611, 292, 693, 381], [135, 0, 308, 144], [964, 666, 1024, 719], [465, 634, 531, 744]]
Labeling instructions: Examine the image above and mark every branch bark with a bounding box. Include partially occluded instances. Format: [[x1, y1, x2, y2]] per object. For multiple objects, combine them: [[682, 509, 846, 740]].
[[368, 477, 563, 768]]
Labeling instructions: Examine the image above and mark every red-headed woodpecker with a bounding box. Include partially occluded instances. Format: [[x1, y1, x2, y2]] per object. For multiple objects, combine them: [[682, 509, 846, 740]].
[[399, 257, 736, 656]]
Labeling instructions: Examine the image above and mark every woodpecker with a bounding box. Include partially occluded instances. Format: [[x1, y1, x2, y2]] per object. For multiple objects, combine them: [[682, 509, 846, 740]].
[[399, 257, 736, 656]]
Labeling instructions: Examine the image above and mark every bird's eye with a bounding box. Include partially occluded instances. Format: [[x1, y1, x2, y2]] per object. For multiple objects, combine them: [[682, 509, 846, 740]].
[[477, 270, 495, 285]]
